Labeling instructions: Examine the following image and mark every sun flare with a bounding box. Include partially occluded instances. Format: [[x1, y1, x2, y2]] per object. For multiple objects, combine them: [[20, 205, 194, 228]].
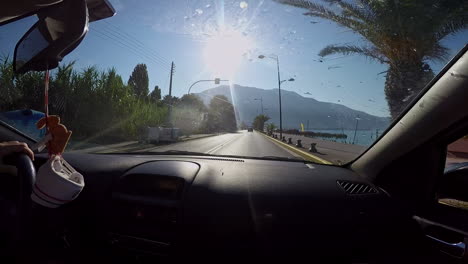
[[202, 29, 253, 78]]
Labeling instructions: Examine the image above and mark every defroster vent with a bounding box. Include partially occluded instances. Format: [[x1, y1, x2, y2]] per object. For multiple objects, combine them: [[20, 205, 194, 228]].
[[337, 180, 377, 194]]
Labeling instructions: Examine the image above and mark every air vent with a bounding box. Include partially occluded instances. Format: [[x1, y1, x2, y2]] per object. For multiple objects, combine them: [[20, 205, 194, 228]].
[[337, 180, 377, 194]]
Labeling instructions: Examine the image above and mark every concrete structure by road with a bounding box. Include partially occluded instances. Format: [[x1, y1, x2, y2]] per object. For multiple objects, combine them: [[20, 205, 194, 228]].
[[273, 132, 367, 164]]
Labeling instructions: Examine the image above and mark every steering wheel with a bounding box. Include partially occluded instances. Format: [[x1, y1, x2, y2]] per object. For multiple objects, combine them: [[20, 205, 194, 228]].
[[4, 153, 36, 244]]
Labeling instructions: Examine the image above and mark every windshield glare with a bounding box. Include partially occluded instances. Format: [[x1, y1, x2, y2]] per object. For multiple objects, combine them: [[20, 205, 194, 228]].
[[0, 0, 466, 165]]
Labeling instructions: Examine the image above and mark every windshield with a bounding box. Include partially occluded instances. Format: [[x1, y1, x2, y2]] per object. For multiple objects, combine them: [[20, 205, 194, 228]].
[[0, 0, 466, 165]]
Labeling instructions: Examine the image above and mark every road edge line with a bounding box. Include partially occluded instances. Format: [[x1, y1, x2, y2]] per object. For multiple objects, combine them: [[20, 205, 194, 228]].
[[259, 133, 333, 165]]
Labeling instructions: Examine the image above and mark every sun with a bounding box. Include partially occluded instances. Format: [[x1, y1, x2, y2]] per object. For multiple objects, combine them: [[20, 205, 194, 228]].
[[202, 29, 253, 78]]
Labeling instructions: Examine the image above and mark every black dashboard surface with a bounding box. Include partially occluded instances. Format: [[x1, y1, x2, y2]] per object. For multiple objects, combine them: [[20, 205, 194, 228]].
[[37, 153, 397, 262]]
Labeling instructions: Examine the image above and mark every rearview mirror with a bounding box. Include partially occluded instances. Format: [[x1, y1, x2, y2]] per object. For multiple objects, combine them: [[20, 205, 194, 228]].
[[13, 0, 89, 74]]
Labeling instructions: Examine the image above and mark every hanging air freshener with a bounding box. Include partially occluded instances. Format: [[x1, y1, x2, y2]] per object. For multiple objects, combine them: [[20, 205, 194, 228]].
[[31, 68, 84, 208]]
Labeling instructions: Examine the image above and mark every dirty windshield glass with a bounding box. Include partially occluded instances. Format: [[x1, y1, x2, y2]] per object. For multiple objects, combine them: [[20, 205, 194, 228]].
[[0, 0, 466, 165]]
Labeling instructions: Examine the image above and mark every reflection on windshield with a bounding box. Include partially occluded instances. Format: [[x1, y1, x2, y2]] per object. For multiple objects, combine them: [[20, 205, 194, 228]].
[[0, 0, 466, 165]]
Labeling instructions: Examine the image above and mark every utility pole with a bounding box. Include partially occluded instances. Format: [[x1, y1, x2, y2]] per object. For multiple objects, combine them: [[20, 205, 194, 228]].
[[168, 61, 175, 126], [169, 61, 175, 97], [276, 57, 283, 140]]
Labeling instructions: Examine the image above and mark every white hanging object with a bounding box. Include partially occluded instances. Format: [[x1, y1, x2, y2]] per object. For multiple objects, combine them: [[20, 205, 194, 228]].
[[31, 155, 84, 208]]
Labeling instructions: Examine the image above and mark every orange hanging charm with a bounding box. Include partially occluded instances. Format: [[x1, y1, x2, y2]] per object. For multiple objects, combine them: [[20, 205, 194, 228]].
[[36, 115, 72, 155]]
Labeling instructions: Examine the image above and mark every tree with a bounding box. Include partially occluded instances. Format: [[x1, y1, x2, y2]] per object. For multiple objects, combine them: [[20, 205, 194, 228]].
[[128, 63, 149, 98], [162, 95, 179, 107], [239, 121, 248, 130], [173, 94, 207, 134], [277, 0, 467, 119], [202, 95, 237, 132], [253, 114, 270, 132], [266, 123, 277, 135], [0, 58, 168, 143], [149, 85, 161, 102], [178, 94, 206, 111]]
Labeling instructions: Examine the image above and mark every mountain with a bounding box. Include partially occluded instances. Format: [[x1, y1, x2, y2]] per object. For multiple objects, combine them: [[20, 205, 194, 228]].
[[196, 85, 390, 130]]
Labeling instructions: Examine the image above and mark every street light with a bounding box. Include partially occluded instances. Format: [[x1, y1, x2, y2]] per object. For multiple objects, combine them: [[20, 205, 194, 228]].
[[258, 54, 294, 140], [281, 78, 295, 84], [253, 97, 264, 114], [352, 116, 360, 144], [187, 78, 229, 94]]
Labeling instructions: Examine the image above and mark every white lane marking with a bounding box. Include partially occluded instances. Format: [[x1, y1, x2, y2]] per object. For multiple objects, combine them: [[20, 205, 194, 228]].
[[206, 134, 243, 154]]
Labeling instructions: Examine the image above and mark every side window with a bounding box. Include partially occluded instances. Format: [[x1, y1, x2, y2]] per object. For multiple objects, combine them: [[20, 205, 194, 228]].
[[446, 136, 468, 168], [0, 109, 46, 141], [440, 136, 468, 210]]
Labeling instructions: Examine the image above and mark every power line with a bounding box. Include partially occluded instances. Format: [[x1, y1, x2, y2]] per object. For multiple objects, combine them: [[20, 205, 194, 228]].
[[90, 28, 195, 100], [98, 21, 195, 95], [97, 26, 169, 66], [92, 26, 170, 67], [101, 20, 170, 63], [101, 20, 171, 65], [90, 28, 169, 70]]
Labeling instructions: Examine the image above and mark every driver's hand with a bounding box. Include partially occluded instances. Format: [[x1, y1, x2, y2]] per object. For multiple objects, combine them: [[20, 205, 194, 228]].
[[0, 141, 34, 161]]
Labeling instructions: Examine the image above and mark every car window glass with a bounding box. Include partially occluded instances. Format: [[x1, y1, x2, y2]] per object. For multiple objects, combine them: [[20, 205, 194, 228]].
[[446, 137, 468, 169], [0, 1, 466, 165], [440, 136, 468, 211]]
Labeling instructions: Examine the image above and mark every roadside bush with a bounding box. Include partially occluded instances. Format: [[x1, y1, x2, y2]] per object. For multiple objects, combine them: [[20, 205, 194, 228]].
[[0, 58, 168, 143]]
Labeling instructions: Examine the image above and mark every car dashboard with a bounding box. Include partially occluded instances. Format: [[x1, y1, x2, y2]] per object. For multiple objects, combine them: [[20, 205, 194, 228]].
[[32, 153, 404, 263]]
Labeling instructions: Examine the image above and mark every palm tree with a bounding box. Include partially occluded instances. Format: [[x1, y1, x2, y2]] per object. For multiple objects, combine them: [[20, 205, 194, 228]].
[[253, 114, 271, 131], [276, 0, 467, 119], [266, 123, 277, 135]]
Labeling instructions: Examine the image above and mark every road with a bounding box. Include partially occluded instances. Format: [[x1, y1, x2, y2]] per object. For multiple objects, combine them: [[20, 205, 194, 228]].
[[145, 130, 301, 159]]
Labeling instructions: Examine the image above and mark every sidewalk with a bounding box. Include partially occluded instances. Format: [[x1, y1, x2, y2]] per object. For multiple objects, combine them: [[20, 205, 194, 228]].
[[69, 133, 216, 154], [273, 132, 367, 164]]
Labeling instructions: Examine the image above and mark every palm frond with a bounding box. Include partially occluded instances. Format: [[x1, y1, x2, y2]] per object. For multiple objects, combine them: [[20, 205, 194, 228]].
[[356, 0, 381, 11], [335, 1, 375, 25], [319, 44, 387, 63], [435, 15, 467, 41], [424, 43, 450, 62], [275, 0, 366, 33]]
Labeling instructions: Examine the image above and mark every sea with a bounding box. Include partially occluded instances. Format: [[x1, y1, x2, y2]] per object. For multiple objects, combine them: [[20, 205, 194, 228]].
[[306, 129, 383, 146]]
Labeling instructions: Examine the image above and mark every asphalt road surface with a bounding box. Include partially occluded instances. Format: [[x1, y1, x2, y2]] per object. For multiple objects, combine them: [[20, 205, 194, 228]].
[[149, 130, 302, 159]]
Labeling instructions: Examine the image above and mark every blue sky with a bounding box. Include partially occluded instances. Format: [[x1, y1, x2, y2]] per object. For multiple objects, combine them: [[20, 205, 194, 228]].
[[0, 0, 466, 117]]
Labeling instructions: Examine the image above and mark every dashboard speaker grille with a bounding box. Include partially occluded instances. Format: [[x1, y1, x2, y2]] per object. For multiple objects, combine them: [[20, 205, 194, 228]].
[[337, 180, 377, 194]]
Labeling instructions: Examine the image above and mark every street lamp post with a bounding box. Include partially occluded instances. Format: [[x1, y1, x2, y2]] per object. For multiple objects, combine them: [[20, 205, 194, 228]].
[[254, 97, 263, 114], [187, 78, 229, 94], [258, 54, 294, 140], [352, 116, 360, 144]]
